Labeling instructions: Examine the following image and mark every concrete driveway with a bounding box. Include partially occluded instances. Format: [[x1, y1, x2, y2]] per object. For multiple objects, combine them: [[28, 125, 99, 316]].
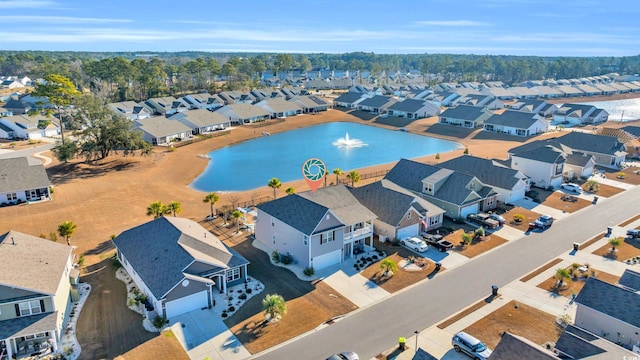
[[170, 308, 250, 360]]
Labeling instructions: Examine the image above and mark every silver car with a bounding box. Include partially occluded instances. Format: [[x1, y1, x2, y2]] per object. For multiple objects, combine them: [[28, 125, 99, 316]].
[[326, 351, 359, 360], [452, 331, 492, 360]]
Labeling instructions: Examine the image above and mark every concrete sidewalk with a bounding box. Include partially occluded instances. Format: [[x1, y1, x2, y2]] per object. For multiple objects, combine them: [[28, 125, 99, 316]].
[[322, 270, 390, 308]]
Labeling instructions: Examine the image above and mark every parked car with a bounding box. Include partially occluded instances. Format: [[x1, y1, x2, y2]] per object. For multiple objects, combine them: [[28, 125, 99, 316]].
[[326, 351, 359, 360], [421, 233, 454, 252], [400, 237, 429, 252], [530, 215, 554, 230], [488, 213, 506, 226], [452, 331, 492, 360], [467, 213, 500, 229], [561, 183, 582, 193], [627, 229, 640, 239]]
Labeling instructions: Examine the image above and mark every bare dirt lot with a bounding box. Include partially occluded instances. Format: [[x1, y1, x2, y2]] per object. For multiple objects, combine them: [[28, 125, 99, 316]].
[[447, 229, 509, 258], [536, 265, 620, 297], [360, 253, 437, 293], [592, 236, 640, 263]]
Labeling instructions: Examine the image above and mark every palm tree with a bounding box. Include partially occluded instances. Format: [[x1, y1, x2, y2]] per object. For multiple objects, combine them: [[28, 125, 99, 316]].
[[555, 268, 572, 288], [267, 178, 282, 199], [332, 168, 343, 185], [380, 258, 398, 276], [285, 187, 296, 195], [231, 209, 243, 233], [346, 170, 361, 187], [203, 192, 220, 218], [58, 221, 77, 246], [262, 293, 287, 322], [585, 179, 600, 192], [167, 201, 182, 217], [146, 201, 167, 219], [609, 237, 622, 255]]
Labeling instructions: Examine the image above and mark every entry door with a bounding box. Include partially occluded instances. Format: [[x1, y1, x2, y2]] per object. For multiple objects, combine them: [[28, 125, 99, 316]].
[[344, 243, 352, 259]]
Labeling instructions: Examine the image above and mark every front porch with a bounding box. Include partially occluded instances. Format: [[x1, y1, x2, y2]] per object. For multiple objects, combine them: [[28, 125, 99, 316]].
[[0, 312, 59, 360]]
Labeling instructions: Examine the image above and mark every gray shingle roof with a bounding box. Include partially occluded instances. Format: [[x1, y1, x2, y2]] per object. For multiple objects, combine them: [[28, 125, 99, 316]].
[[574, 278, 640, 328], [298, 185, 377, 225], [555, 325, 636, 359], [439, 155, 521, 189], [0, 311, 58, 339], [348, 181, 424, 226], [439, 105, 488, 120], [0, 231, 72, 296], [358, 95, 395, 108], [334, 92, 365, 104], [618, 269, 640, 291], [565, 152, 593, 167], [256, 194, 329, 235], [387, 98, 427, 112], [168, 109, 229, 127], [620, 125, 640, 137], [554, 132, 625, 155], [0, 157, 50, 193], [112, 217, 248, 300], [484, 110, 540, 128], [491, 332, 558, 360], [511, 144, 566, 163], [135, 117, 192, 138]]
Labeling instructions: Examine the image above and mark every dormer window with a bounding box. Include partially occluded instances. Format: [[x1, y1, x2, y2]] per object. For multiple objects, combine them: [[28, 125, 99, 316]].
[[407, 212, 411, 220], [424, 183, 433, 194]]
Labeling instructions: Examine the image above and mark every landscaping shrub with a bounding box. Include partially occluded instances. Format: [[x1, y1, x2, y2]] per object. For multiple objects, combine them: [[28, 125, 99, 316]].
[[513, 214, 525, 223], [239, 293, 247, 300], [228, 306, 235, 312], [390, 237, 400, 246], [303, 266, 315, 276], [111, 253, 122, 268], [246, 288, 252, 294], [153, 315, 168, 329], [271, 250, 280, 263], [280, 252, 294, 265]]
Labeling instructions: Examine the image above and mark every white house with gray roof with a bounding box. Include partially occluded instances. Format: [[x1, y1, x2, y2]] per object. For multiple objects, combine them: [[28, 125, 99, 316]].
[[553, 104, 609, 125], [357, 95, 397, 114], [254, 98, 303, 118], [384, 159, 498, 220], [255, 185, 377, 270], [289, 95, 331, 113], [182, 93, 224, 111], [553, 324, 638, 359], [107, 101, 151, 120], [0, 114, 59, 140], [215, 103, 270, 124], [483, 110, 548, 137], [507, 144, 567, 189], [573, 278, 640, 351], [0, 157, 51, 205], [144, 96, 188, 116], [438, 105, 493, 128], [0, 230, 75, 359], [168, 109, 230, 134], [386, 99, 440, 119], [349, 180, 444, 241], [112, 217, 250, 320], [135, 117, 193, 145]]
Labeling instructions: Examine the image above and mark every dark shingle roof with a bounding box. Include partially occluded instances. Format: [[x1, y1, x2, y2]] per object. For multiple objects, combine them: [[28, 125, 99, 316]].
[[0, 311, 58, 339], [555, 132, 625, 155], [565, 152, 594, 166], [358, 95, 395, 107], [349, 182, 420, 226], [619, 269, 640, 291], [387, 98, 427, 112], [112, 217, 248, 300], [256, 194, 329, 234], [484, 110, 540, 128], [491, 333, 558, 360], [511, 145, 566, 164], [574, 278, 640, 328], [0, 157, 50, 193], [298, 185, 377, 225], [334, 92, 365, 104], [439, 155, 521, 189], [555, 325, 636, 359], [439, 105, 488, 120], [620, 125, 640, 137]]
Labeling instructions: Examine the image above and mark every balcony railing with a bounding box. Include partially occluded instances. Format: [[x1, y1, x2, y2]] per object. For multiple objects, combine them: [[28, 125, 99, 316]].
[[344, 226, 372, 240]]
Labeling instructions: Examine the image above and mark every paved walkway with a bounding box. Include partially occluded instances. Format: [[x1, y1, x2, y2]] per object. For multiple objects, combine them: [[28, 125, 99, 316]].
[[171, 308, 251, 360], [322, 270, 390, 308]]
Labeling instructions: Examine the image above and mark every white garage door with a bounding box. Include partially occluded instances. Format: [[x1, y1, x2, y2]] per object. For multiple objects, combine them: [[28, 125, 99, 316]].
[[460, 203, 479, 219], [312, 250, 342, 270], [164, 291, 208, 319], [397, 223, 420, 240]]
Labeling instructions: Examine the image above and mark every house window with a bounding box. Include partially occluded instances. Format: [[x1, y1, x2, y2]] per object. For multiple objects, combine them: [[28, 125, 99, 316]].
[[226, 268, 241, 282], [555, 163, 563, 175], [19, 300, 42, 316], [272, 234, 276, 244], [320, 231, 334, 244], [424, 183, 433, 194], [429, 215, 439, 226], [407, 212, 411, 220], [303, 235, 308, 246], [487, 197, 495, 207], [271, 217, 275, 227], [7, 193, 17, 201]]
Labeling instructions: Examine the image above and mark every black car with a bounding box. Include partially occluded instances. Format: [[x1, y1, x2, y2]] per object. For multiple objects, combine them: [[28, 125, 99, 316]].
[[627, 229, 640, 238]]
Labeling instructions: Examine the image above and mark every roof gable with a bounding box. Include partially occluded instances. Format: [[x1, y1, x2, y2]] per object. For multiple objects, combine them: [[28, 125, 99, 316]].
[[0, 157, 51, 193], [574, 278, 640, 328], [256, 194, 330, 234]]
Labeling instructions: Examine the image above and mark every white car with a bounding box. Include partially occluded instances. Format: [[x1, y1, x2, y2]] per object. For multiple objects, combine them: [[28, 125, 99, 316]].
[[561, 183, 582, 193], [400, 237, 429, 252]]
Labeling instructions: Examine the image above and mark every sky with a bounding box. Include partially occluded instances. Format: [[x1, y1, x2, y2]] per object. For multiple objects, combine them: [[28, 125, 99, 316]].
[[0, 0, 639, 56]]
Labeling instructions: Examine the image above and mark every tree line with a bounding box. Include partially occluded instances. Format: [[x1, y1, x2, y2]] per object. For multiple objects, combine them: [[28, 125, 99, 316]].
[[2, 51, 639, 102]]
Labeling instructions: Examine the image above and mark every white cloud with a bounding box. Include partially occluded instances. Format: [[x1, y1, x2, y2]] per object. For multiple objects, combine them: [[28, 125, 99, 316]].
[[415, 20, 491, 27], [0, 15, 131, 23], [0, 0, 56, 8]]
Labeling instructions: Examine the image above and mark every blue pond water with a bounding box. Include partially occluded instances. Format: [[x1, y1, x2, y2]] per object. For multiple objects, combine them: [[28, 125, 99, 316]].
[[190, 122, 461, 192]]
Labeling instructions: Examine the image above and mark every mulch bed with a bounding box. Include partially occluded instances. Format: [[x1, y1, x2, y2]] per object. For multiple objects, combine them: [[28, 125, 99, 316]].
[[463, 300, 563, 349], [540, 192, 592, 213], [520, 258, 563, 283], [536, 265, 620, 297], [501, 207, 542, 232], [582, 183, 625, 198], [360, 253, 435, 293], [448, 230, 508, 258]]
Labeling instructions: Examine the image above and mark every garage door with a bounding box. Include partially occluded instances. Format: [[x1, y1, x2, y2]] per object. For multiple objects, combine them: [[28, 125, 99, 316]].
[[460, 203, 479, 219], [397, 223, 419, 240], [164, 291, 208, 319], [312, 250, 342, 270]]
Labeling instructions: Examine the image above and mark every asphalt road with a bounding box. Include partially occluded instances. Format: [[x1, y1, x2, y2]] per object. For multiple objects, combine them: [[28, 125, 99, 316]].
[[0, 142, 54, 164], [255, 185, 640, 360]]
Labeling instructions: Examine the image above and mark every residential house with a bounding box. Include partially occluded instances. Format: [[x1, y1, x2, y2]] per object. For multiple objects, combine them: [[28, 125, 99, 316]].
[[618, 269, 640, 292], [107, 101, 151, 120], [384, 159, 498, 220], [554, 324, 638, 359], [507, 144, 567, 189], [531, 86, 563, 99], [439, 155, 529, 205], [481, 87, 517, 100], [255, 185, 377, 270], [113, 217, 250, 320], [333, 92, 367, 109], [573, 278, 640, 350], [254, 98, 303, 118], [438, 105, 493, 128], [0, 107, 13, 117], [2, 94, 50, 115], [385, 99, 440, 119], [555, 85, 585, 98], [0, 157, 51, 205], [551, 132, 627, 168], [357, 95, 397, 114], [491, 332, 559, 360], [290, 95, 331, 113], [217, 91, 255, 105], [0, 114, 59, 140], [182, 93, 224, 111], [454, 94, 504, 110], [553, 104, 609, 125], [215, 103, 270, 124], [509, 99, 557, 117], [483, 110, 548, 137], [135, 117, 193, 145], [168, 109, 231, 134], [349, 180, 445, 241], [0, 123, 15, 139], [0, 230, 75, 359], [423, 91, 460, 107], [144, 96, 188, 116]]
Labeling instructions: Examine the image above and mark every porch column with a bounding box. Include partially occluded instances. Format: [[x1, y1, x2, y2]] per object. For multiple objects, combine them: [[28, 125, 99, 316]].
[[244, 264, 249, 280], [221, 274, 227, 294], [4, 338, 13, 359], [49, 336, 58, 353]]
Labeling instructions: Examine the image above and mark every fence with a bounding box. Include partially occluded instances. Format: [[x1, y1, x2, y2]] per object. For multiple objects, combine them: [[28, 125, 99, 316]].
[[336, 170, 390, 185], [173, 130, 230, 148], [244, 118, 286, 128]]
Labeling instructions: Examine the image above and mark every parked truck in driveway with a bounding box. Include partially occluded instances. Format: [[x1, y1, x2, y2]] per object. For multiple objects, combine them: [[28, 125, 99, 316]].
[[421, 233, 454, 252], [466, 213, 500, 230]]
